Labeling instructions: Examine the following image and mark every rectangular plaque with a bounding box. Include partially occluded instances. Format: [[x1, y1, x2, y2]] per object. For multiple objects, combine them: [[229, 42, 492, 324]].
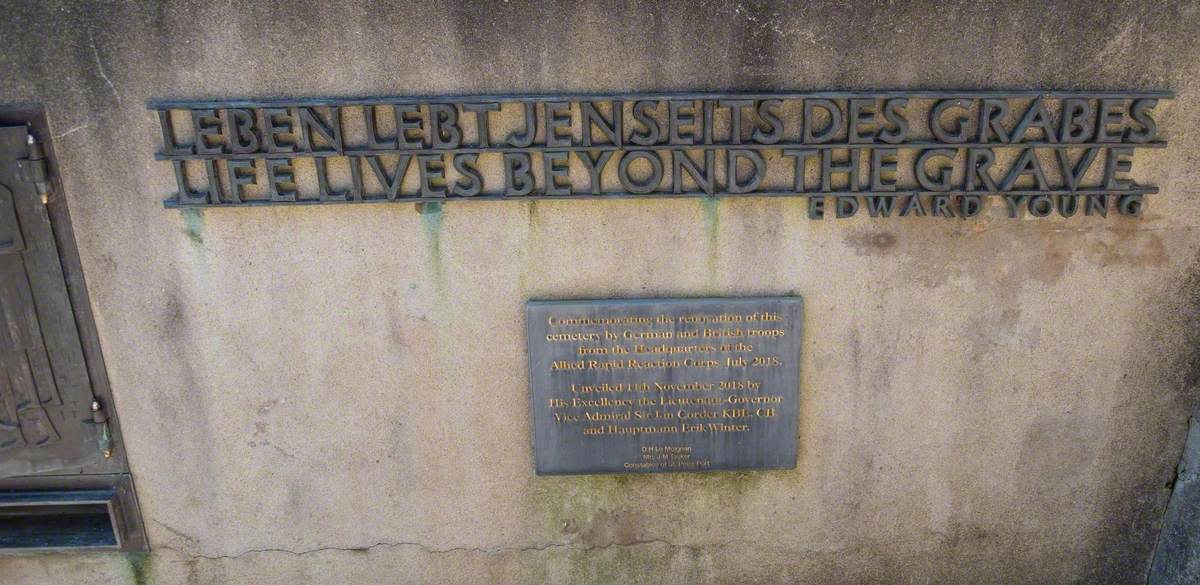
[[527, 297, 802, 475]]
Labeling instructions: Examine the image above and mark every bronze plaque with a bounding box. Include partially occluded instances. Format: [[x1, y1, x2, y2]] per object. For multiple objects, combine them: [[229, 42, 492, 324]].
[[527, 297, 802, 475]]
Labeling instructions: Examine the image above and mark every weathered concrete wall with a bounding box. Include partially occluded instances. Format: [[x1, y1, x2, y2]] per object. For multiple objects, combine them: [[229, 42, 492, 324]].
[[2, 1, 1199, 583]]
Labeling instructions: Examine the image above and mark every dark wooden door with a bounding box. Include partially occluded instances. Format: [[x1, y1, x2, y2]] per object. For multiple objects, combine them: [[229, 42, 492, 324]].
[[0, 125, 101, 477]]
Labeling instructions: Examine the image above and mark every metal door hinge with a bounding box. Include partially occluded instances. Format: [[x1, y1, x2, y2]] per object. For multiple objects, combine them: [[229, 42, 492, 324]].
[[89, 400, 113, 459], [17, 134, 51, 204]]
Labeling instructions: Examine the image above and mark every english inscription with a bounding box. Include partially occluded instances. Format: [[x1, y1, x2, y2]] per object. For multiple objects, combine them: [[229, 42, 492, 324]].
[[527, 297, 802, 474], [151, 91, 1170, 219]]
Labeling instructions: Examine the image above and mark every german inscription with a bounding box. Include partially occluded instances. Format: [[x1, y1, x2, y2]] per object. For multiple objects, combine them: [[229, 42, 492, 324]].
[[528, 297, 802, 475], [152, 91, 1170, 219]]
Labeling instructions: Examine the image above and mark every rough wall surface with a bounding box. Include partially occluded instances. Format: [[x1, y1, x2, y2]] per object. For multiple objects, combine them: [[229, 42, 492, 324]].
[[1, 1, 1199, 583]]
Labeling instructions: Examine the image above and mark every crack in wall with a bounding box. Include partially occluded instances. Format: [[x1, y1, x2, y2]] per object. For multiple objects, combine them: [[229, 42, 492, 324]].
[[52, 123, 90, 140], [87, 28, 120, 104]]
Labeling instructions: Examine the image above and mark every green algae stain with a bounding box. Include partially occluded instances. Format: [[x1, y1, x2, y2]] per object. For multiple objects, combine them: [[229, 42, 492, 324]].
[[523, 470, 774, 584], [517, 200, 540, 295], [527, 200, 539, 228], [701, 197, 720, 282], [126, 552, 151, 585], [564, 544, 668, 585], [527, 470, 767, 555], [418, 201, 446, 295], [181, 209, 204, 245], [180, 208, 211, 286]]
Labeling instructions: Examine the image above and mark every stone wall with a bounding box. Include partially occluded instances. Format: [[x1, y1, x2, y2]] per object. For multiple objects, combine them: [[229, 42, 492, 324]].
[[2, 1, 1199, 583]]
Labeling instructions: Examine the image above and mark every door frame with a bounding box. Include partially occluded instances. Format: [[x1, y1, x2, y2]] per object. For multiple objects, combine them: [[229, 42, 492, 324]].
[[0, 104, 146, 552]]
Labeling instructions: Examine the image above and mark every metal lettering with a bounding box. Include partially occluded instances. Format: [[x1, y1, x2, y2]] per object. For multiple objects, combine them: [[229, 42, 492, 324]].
[[145, 91, 1169, 221]]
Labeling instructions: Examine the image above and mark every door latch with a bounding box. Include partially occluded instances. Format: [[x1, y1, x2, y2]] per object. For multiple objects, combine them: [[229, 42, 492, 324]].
[[17, 134, 51, 204], [89, 400, 112, 459]]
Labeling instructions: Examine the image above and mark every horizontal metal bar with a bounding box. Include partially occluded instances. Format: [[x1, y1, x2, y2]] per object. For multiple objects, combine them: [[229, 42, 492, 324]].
[[155, 141, 1169, 161], [0, 490, 116, 505], [146, 89, 1175, 111], [163, 187, 1158, 209]]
